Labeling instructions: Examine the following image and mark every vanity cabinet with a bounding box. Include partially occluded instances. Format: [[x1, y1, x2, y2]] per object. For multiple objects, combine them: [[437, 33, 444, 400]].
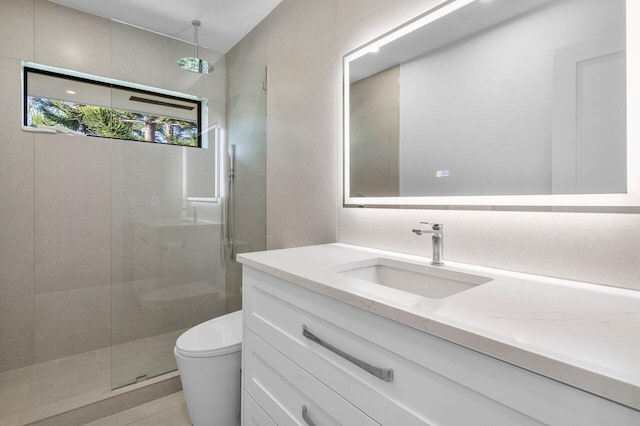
[[241, 266, 640, 425], [243, 391, 277, 426]]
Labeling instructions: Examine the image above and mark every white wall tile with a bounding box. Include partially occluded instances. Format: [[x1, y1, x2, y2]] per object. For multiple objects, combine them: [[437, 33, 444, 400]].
[[34, 285, 111, 363], [0, 57, 35, 298], [485, 212, 640, 290], [266, 42, 339, 249], [110, 140, 165, 347], [34, 134, 111, 293], [267, 0, 339, 66], [111, 139, 164, 288], [0, 296, 34, 372], [111, 281, 162, 346], [338, 207, 488, 265], [111, 21, 164, 88], [227, 19, 269, 65], [337, 0, 393, 33], [161, 145, 184, 220], [0, 0, 34, 61], [34, 0, 111, 77]]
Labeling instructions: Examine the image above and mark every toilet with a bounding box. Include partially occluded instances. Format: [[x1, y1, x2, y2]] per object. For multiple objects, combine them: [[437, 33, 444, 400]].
[[174, 310, 243, 426]]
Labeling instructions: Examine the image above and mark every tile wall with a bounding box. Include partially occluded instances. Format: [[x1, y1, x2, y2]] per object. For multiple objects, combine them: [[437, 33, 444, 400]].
[[228, 0, 640, 291], [0, 0, 234, 372], [1, 0, 37, 371]]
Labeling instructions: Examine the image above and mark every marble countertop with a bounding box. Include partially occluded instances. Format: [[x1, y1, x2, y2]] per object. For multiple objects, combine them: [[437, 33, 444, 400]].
[[237, 243, 640, 411]]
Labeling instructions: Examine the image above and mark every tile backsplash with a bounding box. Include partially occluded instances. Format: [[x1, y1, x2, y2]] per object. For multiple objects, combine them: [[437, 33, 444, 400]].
[[339, 207, 640, 290]]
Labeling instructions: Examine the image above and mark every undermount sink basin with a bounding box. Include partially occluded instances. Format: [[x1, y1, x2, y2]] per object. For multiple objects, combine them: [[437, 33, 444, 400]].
[[333, 258, 492, 299]]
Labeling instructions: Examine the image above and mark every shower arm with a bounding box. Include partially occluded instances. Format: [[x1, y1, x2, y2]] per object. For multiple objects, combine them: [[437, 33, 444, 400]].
[[193, 20, 199, 59]]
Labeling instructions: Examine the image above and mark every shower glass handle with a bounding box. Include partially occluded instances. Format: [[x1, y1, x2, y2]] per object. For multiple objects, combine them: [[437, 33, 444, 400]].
[[226, 144, 236, 260]]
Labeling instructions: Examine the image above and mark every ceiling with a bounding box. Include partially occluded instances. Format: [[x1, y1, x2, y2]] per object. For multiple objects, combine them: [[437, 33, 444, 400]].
[[49, 0, 282, 53]]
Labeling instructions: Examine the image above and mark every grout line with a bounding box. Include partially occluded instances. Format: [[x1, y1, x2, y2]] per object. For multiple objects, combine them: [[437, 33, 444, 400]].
[[31, 98, 37, 396]]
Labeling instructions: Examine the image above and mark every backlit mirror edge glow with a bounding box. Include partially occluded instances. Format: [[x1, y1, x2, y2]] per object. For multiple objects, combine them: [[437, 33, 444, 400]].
[[342, 0, 640, 210]]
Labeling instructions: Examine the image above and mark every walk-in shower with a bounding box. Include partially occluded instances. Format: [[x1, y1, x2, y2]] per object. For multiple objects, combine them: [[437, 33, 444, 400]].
[[0, 12, 266, 422], [110, 23, 266, 390]]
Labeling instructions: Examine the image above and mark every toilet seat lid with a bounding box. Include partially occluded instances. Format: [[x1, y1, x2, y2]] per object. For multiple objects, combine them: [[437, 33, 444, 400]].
[[175, 310, 242, 358]]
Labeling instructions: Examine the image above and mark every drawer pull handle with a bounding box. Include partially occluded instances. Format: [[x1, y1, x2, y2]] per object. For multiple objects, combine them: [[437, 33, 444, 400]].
[[302, 405, 317, 426], [302, 325, 393, 382]]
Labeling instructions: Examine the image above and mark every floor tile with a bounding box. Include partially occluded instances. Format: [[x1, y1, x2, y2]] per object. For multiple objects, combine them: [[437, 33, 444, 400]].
[[0, 413, 21, 426], [87, 392, 188, 426], [129, 401, 191, 426], [1, 329, 182, 424]]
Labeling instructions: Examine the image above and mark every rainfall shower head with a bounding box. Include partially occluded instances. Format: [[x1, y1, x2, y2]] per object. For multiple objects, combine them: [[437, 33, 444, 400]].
[[177, 20, 214, 74]]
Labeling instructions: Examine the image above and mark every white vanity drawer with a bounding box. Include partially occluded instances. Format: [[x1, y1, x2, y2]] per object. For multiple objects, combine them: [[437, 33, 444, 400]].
[[243, 391, 276, 426], [244, 329, 379, 426], [243, 267, 640, 426]]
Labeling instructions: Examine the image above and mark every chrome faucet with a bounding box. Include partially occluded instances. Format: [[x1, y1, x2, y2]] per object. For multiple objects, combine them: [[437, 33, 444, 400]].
[[412, 222, 444, 266]]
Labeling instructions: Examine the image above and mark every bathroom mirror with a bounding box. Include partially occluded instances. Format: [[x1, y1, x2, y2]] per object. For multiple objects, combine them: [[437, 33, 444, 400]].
[[344, 0, 640, 208]]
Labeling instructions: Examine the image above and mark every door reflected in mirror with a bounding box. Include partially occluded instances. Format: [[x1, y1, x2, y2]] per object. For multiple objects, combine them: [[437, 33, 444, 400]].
[[345, 0, 626, 199]]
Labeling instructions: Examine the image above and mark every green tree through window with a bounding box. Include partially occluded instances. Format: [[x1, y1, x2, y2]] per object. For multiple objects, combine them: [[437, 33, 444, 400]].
[[28, 97, 198, 147], [25, 67, 202, 147]]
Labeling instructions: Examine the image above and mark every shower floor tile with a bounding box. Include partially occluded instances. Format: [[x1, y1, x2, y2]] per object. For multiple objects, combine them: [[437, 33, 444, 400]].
[[0, 329, 184, 425], [87, 391, 190, 425]]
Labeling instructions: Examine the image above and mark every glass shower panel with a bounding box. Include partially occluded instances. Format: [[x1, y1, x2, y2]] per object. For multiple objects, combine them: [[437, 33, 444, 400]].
[[157, 142, 225, 349], [110, 21, 222, 389], [111, 139, 166, 388], [110, 20, 266, 390], [224, 56, 268, 313]]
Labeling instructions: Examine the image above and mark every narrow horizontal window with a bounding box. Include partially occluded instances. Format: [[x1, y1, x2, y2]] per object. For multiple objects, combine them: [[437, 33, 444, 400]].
[[23, 65, 204, 148]]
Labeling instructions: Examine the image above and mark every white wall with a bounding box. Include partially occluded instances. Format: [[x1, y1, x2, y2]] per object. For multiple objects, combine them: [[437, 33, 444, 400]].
[[229, 0, 640, 292]]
